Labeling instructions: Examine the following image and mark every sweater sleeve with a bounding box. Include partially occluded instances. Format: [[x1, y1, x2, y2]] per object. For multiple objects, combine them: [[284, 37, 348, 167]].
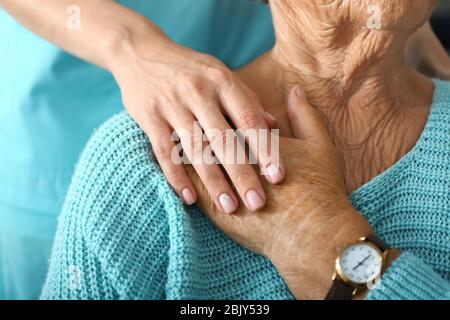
[[366, 252, 450, 300], [41, 113, 184, 300]]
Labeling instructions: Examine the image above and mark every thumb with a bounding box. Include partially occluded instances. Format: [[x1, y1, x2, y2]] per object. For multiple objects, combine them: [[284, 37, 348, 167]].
[[287, 86, 331, 143]]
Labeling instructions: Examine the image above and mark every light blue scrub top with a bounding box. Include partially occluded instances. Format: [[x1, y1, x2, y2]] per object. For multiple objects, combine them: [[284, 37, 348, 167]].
[[0, 0, 274, 299]]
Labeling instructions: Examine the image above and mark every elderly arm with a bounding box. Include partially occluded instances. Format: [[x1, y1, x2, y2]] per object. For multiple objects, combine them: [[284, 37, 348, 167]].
[[185, 137, 373, 299], [184, 87, 374, 299], [186, 87, 450, 300]]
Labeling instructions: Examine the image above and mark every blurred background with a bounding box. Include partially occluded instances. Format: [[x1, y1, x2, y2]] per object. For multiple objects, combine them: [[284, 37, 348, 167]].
[[432, 0, 450, 49]]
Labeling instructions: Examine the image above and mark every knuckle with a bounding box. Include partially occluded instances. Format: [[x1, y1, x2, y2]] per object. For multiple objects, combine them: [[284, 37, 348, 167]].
[[232, 169, 254, 185], [184, 133, 204, 157], [199, 54, 220, 65], [207, 66, 233, 85], [143, 99, 159, 116], [204, 174, 223, 189], [164, 168, 185, 186], [208, 128, 230, 151], [181, 73, 205, 93], [158, 85, 179, 105], [238, 110, 262, 129], [153, 143, 173, 160]]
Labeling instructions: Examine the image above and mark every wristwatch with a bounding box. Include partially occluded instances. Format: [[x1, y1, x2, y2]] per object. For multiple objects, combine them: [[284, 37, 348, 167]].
[[325, 235, 391, 300]]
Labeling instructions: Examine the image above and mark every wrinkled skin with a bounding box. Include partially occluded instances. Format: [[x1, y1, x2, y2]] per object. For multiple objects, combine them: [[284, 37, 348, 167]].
[[186, 89, 373, 300], [187, 138, 372, 299], [262, 0, 438, 192], [186, 0, 445, 300]]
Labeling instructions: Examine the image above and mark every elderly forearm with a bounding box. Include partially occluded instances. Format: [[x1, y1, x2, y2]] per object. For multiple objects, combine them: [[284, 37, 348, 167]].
[[0, 0, 168, 70]]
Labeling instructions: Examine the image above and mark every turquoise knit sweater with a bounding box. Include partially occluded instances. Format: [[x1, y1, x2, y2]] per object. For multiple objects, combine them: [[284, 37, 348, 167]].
[[41, 80, 450, 300]]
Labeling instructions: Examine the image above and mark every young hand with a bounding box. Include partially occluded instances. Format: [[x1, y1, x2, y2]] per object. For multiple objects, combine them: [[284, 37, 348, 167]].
[[111, 38, 285, 214]]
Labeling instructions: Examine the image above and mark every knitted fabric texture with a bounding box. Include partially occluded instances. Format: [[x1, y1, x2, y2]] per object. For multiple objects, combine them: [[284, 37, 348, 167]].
[[42, 80, 450, 300]]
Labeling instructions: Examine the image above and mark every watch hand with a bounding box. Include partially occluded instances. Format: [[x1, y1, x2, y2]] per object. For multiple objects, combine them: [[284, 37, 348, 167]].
[[353, 255, 371, 270]]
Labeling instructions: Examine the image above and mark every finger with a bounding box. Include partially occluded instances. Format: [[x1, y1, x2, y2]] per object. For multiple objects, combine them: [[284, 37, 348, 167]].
[[287, 86, 331, 143], [240, 84, 279, 129], [262, 111, 279, 129], [216, 73, 285, 185], [189, 96, 267, 212], [167, 108, 240, 214], [141, 116, 197, 206]]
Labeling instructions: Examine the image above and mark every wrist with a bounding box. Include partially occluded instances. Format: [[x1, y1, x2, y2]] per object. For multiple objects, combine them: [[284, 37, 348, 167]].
[[103, 14, 172, 75], [268, 204, 373, 300]]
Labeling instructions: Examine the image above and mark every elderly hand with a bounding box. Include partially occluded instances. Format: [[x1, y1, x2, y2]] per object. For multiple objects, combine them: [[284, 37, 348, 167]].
[[188, 86, 373, 300], [406, 22, 450, 80], [111, 36, 284, 214]]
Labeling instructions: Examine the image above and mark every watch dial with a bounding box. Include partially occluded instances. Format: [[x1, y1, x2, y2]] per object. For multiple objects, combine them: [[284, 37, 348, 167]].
[[338, 243, 383, 285]]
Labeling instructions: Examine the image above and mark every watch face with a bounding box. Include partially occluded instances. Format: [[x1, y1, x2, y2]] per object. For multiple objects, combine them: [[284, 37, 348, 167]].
[[338, 243, 383, 285]]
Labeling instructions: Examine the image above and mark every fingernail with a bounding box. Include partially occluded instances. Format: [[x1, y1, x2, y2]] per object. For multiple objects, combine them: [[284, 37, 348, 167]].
[[246, 189, 265, 212], [265, 163, 284, 184], [182, 188, 196, 206], [219, 193, 237, 214]]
